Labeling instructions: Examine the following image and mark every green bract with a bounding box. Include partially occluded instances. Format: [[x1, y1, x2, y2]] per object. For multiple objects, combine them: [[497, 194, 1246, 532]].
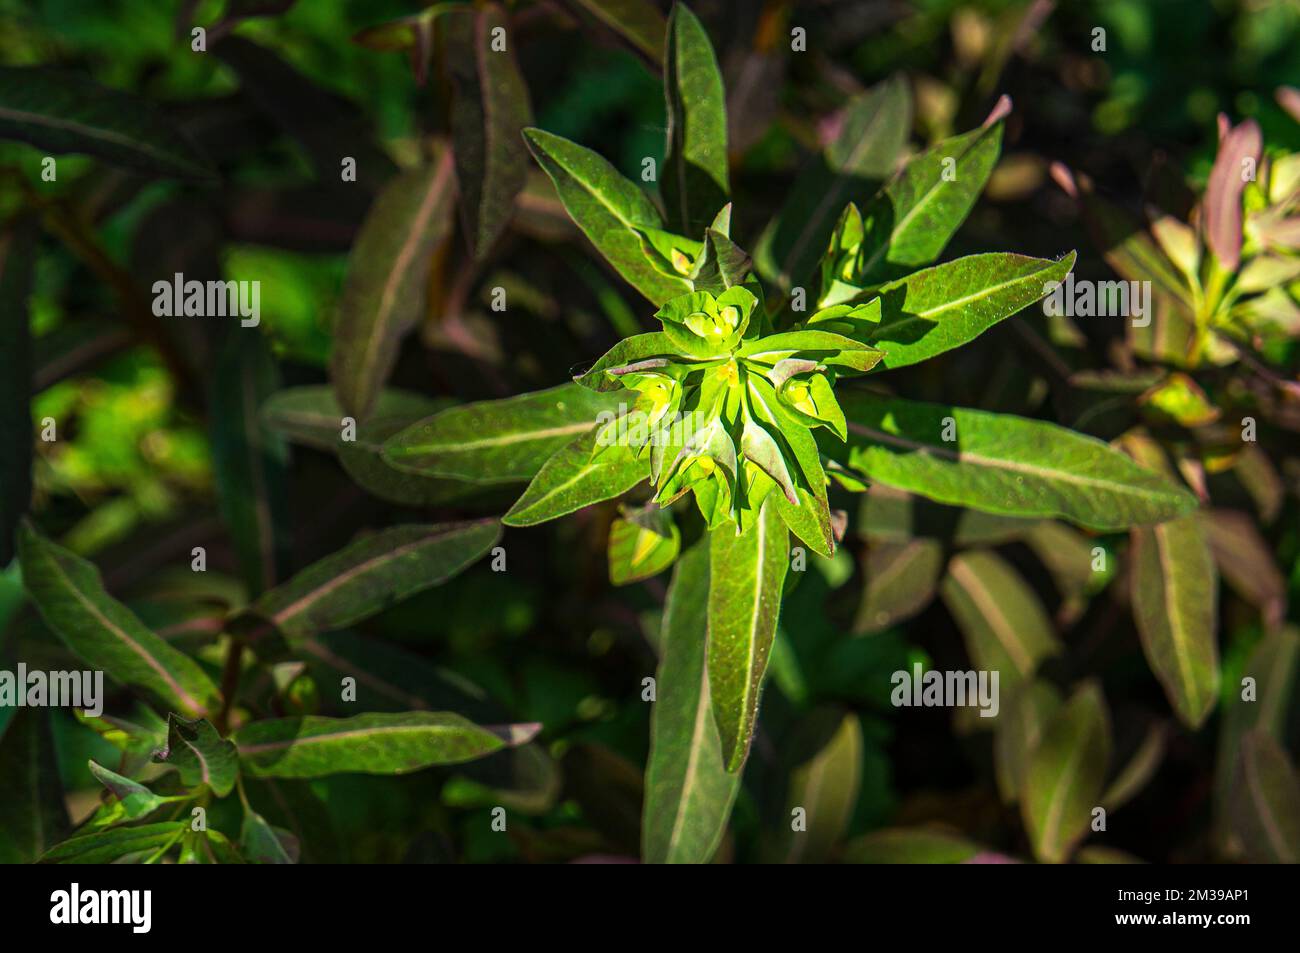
[[580, 284, 879, 541]]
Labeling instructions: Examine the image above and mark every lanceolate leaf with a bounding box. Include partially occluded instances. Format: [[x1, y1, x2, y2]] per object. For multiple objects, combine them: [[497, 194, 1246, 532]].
[[1228, 730, 1300, 863], [756, 75, 911, 292], [0, 708, 69, 863], [0, 223, 34, 566], [1206, 509, 1286, 630], [523, 127, 690, 304], [851, 539, 943, 635], [1130, 515, 1220, 729], [241, 808, 300, 864], [663, 3, 729, 236], [153, 715, 239, 797], [994, 680, 1062, 806], [835, 393, 1197, 531], [643, 541, 741, 863], [868, 252, 1076, 370], [232, 712, 539, 778], [384, 383, 623, 482], [17, 523, 221, 719], [40, 821, 188, 864], [769, 709, 862, 863], [941, 550, 1060, 688], [445, 3, 534, 258], [503, 427, 650, 526], [249, 520, 501, 641], [1214, 627, 1300, 838], [331, 150, 456, 419], [707, 497, 790, 772], [211, 331, 290, 597], [87, 760, 181, 820], [559, 0, 667, 64], [574, 333, 677, 391], [0, 66, 214, 180], [1204, 120, 1262, 271], [1021, 681, 1111, 864], [855, 120, 1003, 283]]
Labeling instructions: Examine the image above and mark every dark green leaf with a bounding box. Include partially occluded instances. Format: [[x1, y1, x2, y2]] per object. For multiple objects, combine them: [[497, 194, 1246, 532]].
[[233, 711, 539, 778], [17, 523, 222, 718], [1021, 681, 1111, 864], [756, 76, 911, 292], [503, 427, 650, 526], [851, 539, 943, 635], [662, 3, 729, 236], [152, 715, 239, 797], [211, 331, 290, 597], [643, 540, 741, 863], [523, 127, 690, 304], [331, 151, 456, 418], [854, 120, 1003, 283], [0, 224, 34, 566], [837, 393, 1198, 531], [0, 708, 68, 862], [868, 252, 1076, 370], [0, 66, 214, 180], [40, 821, 187, 864], [384, 383, 622, 482], [1130, 515, 1219, 729], [249, 520, 501, 641], [445, 3, 534, 257]]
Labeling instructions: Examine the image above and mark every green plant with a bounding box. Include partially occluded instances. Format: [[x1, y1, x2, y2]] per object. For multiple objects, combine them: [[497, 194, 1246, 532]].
[[376, 4, 1196, 860]]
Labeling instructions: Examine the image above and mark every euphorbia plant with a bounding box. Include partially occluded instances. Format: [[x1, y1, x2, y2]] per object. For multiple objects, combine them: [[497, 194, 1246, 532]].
[[381, 3, 1198, 861]]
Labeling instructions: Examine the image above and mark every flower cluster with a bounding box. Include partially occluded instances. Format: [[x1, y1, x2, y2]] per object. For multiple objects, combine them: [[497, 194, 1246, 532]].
[[589, 284, 882, 542]]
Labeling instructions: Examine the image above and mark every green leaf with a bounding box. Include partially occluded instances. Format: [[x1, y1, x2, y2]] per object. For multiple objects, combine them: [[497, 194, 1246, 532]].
[[1228, 730, 1300, 863], [240, 808, 300, 864], [854, 120, 1003, 284], [232, 712, 539, 778], [993, 680, 1061, 806], [755, 75, 912, 292], [642, 540, 741, 863], [836, 393, 1198, 531], [738, 329, 883, 373], [851, 539, 943, 635], [867, 252, 1076, 370], [331, 151, 456, 419], [0, 223, 34, 566], [17, 523, 221, 718], [1101, 722, 1168, 812], [0, 66, 214, 180], [87, 760, 182, 820], [503, 426, 650, 526], [0, 708, 68, 862], [1130, 514, 1220, 729], [211, 331, 290, 597], [574, 332, 678, 392], [662, 3, 729, 236], [338, 413, 486, 507], [690, 222, 753, 296], [941, 550, 1060, 690], [262, 385, 441, 452], [383, 383, 621, 482], [842, 827, 982, 863], [707, 497, 790, 772], [523, 127, 690, 304], [1021, 681, 1111, 864], [152, 715, 239, 797], [445, 3, 534, 257], [40, 821, 187, 864], [559, 0, 666, 64], [1214, 627, 1300, 841], [249, 520, 502, 641], [768, 709, 862, 863], [1206, 509, 1286, 630], [608, 504, 681, 585]]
